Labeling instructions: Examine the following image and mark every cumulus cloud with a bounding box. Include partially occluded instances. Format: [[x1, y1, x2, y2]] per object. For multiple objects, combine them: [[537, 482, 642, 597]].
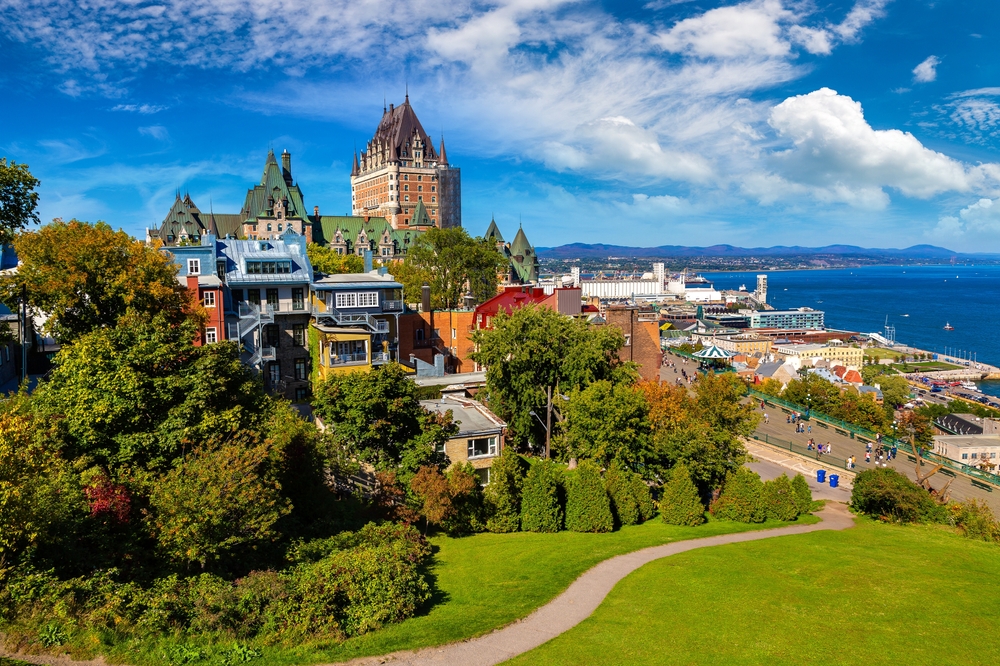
[[933, 198, 1000, 239], [744, 88, 999, 208], [912, 55, 940, 83]]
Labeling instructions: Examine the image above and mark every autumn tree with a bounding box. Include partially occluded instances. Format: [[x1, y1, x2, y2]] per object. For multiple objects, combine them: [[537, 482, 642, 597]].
[[307, 243, 365, 275], [471, 305, 632, 447], [559, 380, 650, 468], [0, 158, 40, 246], [404, 227, 507, 309], [0, 219, 192, 342]]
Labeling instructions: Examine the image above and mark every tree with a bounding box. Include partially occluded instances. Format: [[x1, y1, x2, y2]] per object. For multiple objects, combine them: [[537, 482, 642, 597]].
[[313, 363, 451, 470], [147, 438, 292, 570], [0, 406, 50, 567], [791, 473, 813, 515], [694, 373, 760, 439], [758, 378, 783, 397], [604, 459, 641, 527], [711, 468, 765, 523], [441, 463, 485, 535], [410, 466, 452, 534], [0, 219, 192, 342], [484, 448, 527, 532], [565, 460, 613, 533], [761, 474, 799, 521], [659, 463, 705, 526], [0, 158, 40, 246], [405, 227, 507, 309], [307, 243, 365, 274], [559, 380, 650, 468], [877, 375, 911, 410], [520, 459, 564, 533], [471, 305, 630, 447], [850, 467, 943, 523]]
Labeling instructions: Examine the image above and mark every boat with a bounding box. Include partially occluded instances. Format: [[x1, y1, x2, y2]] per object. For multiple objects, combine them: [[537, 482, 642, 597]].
[[901, 314, 909, 317], [960, 381, 980, 392], [944, 322, 954, 330]]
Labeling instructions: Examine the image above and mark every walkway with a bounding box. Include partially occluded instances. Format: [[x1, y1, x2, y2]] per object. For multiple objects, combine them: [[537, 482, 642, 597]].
[[335, 504, 855, 666]]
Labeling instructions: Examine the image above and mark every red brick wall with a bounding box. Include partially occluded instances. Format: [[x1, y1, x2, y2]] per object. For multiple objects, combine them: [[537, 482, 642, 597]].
[[603, 307, 662, 382], [398, 311, 476, 372]]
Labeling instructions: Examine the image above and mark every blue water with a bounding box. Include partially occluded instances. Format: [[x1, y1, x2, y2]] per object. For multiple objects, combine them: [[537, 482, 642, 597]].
[[704, 265, 1000, 397]]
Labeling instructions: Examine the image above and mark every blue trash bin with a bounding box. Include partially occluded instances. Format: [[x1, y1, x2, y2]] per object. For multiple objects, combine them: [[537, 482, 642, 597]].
[[829, 474, 839, 488], [817, 469, 826, 483]]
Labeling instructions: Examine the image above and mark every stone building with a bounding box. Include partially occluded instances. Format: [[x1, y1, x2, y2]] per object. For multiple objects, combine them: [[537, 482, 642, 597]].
[[602, 305, 663, 382], [351, 95, 461, 230]]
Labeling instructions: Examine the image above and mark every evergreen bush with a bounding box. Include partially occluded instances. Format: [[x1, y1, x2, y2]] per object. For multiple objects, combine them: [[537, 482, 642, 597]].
[[605, 460, 641, 527], [565, 460, 614, 533], [762, 474, 799, 522], [484, 448, 527, 533], [791, 473, 813, 515], [850, 468, 943, 523], [632, 474, 655, 522], [711, 468, 765, 523], [659, 463, 705, 527], [520, 459, 564, 533]]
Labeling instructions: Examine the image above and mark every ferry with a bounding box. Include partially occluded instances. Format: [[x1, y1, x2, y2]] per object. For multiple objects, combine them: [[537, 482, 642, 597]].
[[944, 322, 954, 331]]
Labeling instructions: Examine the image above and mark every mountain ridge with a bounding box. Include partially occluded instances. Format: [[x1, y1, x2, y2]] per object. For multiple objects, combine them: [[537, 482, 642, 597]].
[[535, 243, 996, 259]]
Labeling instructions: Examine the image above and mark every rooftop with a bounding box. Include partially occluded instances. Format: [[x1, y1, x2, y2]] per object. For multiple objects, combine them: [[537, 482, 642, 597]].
[[934, 435, 1000, 449], [420, 395, 506, 437]]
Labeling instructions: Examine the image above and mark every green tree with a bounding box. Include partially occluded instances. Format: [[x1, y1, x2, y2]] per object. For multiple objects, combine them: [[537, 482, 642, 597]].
[[520, 459, 564, 533], [761, 474, 799, 521], [0, 219, 192, 343], [441, 463, 485, 536], [307, 243, 365, 274], [877, 375, 911, 409], [711, 468, 765, 523], [0, 158, 40, 246], [484, 448, 527, 533], [559, 380, 650, 468], [312, 363, 452, 470], [850, 467, 943, 523], [565, 460, 613, 533], [791, 473, 813, 515], [0, 406, 54, 567], [757, 378, 783, 397], [659, 463, 705, 527], [147, 438, 292, 570], [471, 305, 630, 447], [604, 459, 641, 527], [405, 227, 507, 309]]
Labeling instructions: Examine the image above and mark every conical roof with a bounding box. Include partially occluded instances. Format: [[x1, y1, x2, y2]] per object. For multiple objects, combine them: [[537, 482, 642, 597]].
[[511, 225, 532, 256], [439, 137, 448, 165], [410, 200, 433, 227], [485, 217, 504, 243], [368, 97, 438, 163]]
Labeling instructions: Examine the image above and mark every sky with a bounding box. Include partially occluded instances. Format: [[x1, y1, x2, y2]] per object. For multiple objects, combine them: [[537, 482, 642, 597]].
[[1, 0, 1000, 252]]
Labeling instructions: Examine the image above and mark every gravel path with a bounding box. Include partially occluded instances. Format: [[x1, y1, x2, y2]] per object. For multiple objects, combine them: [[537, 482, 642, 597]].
[[335, 503, 855, 666]]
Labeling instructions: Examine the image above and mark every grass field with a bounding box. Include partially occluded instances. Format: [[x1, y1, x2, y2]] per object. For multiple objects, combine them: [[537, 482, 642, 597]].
[[505, 519, 1000, 666], [891, 361, 962, 372], [71, 515, 812, 665]]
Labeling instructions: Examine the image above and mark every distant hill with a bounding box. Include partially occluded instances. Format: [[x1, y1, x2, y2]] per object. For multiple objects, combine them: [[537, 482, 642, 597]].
[[535, 243, 994, 260]]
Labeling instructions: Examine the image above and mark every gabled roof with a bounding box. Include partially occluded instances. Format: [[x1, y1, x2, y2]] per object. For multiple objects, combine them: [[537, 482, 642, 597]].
[[241, 150, 307, 221], [311, 215, 424, 254], [150, 194, 243, 244], [485, 217, 504, 244], [369, 96, 438, 163]]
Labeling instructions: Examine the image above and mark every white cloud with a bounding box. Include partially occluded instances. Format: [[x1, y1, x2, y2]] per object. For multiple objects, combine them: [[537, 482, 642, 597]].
[[830, 0, 891, 42], [746, 88, 1000, 208], [112, 104, 168, 114], [912, 55, 940, 83], [139, 125, 170, 141], [932, 198, 1000, 240]]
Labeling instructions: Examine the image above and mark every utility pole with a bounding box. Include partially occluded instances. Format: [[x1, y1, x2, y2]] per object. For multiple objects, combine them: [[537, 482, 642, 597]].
[[20, 284, 27, 383], [545, 385, 552, 459]]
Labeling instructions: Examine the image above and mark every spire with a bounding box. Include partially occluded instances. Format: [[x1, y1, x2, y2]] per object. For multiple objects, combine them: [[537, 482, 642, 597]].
[[351, 150, 359, 177], [405, 83, 409, 105], [439, 136, 448, 165], [389, 140, 398, 163]]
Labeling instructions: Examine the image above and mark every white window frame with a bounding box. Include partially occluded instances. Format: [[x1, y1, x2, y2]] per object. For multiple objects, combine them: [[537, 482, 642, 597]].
[[468, 436, 499, 459], [335, 291, 379, 309], [204, 327, 217, 344], [203, 291, 216, 308], [187, 258, 201, 275]]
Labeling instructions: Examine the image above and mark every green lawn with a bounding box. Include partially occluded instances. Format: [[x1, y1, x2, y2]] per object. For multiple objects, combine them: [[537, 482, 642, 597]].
[[80, 516, 813, 666], [505, 519, 1000, 666], [891, 361, 962, 372]]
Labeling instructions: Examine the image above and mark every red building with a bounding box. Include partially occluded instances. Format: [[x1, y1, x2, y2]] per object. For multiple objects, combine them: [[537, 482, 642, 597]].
[[473, 286, 582, 330], [185, 275, 226, 346]]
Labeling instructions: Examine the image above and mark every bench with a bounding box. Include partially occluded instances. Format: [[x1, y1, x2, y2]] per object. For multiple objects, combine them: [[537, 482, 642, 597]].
[[971, 480, 994, 492]]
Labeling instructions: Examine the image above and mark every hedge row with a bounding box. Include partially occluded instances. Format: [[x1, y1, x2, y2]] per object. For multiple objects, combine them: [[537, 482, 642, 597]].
[[709, 469, 813, 524]]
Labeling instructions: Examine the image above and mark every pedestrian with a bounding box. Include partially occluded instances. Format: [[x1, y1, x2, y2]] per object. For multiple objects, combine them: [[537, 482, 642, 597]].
[[827, 442, 832, 456], [891, 446, 897, 459], [866, 441, 872, 452], [865, 451, 871, 464], [846, 457, 851, 471], [808, 425, 812, 434], [807, 439, 813, 451], [764, 412, 769, 424], [786, 415, 791, 424]]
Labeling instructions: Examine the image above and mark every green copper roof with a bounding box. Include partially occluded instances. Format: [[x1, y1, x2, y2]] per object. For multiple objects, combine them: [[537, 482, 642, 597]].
[[410, 200, 433, 228], [241, 150, 307, 221], [312, 215, 423, 254], [485, 217, 504, 244]]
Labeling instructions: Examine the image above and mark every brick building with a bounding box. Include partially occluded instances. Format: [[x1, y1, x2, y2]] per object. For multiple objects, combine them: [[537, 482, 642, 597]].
[[602, 305, 663, 382], [351, 95, 461, 230], [398, 310, 476, 374]]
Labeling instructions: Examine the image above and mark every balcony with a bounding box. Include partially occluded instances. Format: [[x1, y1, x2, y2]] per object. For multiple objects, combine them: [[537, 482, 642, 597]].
[[261, 346, 276, 360], [330, 353, 368, 365], [383, 300, 403, 312], [375, 320, 389, 333], [372, 351, 390, 364]]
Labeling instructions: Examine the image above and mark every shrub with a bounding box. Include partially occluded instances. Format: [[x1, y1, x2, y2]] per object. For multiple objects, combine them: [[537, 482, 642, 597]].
[[791, 473, 813, 515], [442, 463, 485, 536], [605, 460, 641, 527], [660, 464, 705, 527], [565, 460, 614, 533], [711, 468, 765, 523], [520, 459, 564, 533], [762, 474, 799, 522], [632, 474, 655, 522], [850, 468, 943, 523], [952, 500, 1000, 543], [484, 448, 527, 533]]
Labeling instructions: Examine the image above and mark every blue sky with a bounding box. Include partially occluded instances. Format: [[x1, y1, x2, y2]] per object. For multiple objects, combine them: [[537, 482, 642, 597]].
[[1, 0, 999, 251]]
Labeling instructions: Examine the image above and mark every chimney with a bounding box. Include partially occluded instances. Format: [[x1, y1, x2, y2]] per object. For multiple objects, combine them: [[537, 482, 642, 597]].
[[281, 150, 292, 185], [313, 205, 319, 219], [421, 283, 431, 313]]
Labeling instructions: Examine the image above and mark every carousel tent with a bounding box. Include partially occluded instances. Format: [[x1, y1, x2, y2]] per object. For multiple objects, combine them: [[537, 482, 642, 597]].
[[693, 345, 733, 360]]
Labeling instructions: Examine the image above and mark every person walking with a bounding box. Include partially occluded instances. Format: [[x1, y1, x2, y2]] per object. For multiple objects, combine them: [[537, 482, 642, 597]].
[[764, 412, 769, 424], [865, 451, 871, 464], [826, 442, 832, 456], [807, 424, 812, 434]]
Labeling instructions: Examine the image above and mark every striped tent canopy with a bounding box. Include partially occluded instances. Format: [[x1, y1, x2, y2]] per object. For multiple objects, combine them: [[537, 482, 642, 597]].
[[693, 345, 733, 359]]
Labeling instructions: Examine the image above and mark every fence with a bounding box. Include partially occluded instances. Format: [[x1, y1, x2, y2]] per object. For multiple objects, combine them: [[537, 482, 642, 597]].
[[748, 388, 1000, 488], [752, 431, 854, 475]]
